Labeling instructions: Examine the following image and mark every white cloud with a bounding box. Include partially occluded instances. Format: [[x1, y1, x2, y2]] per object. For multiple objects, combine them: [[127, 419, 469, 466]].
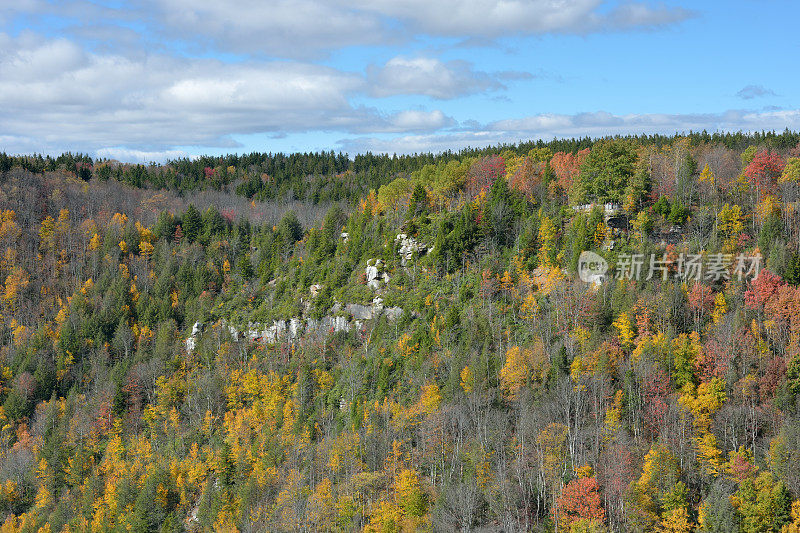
[[352, 0, 691, 37], [337, 131, 506, 154], [0, 33, 455, 156], [382, 110, 455, 132], [489, 109, 800, 137], [339, 109, 800, 154], [736, 85, 777, 100], [144, 0, 387, 58], [2, 30, 795, 161], [603, 2, 691, 30], [159, 64, 361, 112], [138, 0, 692, 57], [95, 147, 192, 162], [367, 57, 508, 99]]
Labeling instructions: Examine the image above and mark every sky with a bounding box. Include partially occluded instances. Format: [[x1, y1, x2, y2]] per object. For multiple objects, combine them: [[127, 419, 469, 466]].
[[1, 0, 799, 162]]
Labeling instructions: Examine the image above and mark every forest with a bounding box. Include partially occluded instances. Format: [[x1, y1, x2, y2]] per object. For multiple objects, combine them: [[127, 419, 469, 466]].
[[1, 131, 800, 532]]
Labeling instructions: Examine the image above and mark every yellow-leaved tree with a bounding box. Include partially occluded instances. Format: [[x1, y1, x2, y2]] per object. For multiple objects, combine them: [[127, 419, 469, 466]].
[[613, 312, 635, 350], [538, 214, 559, 267], [717, 203, 743, 252], [500, 339, 547, 400], [630, 444, 680, 531]]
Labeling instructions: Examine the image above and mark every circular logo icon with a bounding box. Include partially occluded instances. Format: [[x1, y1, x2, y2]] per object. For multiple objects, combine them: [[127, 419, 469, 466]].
[[578, 251, 608, 284]]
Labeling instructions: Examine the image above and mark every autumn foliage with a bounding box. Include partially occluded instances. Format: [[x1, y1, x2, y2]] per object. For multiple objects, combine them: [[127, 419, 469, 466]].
[[555, 477, 606, 529], [0, 134, 800, 531], [465, 155, 505, 198], [551, 148, 590, 195], [744, 150, 785, 199]]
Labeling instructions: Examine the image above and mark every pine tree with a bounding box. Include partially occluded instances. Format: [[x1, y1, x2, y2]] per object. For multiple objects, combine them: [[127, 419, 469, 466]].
[[182, 204, 202, 243]]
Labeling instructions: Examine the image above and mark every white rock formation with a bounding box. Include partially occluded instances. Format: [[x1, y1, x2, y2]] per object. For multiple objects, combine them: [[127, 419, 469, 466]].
[[395, 233, 429, 266], [186, 321, 204, 352], [365, 258, 388, 290], [195, 299, 405, 348]]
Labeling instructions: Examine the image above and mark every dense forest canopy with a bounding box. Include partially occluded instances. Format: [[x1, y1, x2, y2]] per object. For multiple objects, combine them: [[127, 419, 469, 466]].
[[2, 129, 799, 205], [1, 131, 800, 531]]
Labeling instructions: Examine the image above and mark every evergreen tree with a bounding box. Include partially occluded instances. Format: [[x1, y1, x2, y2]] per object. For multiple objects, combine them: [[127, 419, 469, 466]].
[[407, 184, 430, 220], [182, 204, 202, 243]]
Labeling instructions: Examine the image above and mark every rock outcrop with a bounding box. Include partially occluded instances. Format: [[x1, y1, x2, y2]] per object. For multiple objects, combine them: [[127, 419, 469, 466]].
[[365, 259, 390, 290], [395, 233, 432, 266], [187, 299, 404, 351], [185, 321, 203, 352]]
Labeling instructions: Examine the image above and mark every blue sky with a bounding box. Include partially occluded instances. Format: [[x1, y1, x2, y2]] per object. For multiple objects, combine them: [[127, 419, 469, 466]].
[[1, 0, 798, 162]]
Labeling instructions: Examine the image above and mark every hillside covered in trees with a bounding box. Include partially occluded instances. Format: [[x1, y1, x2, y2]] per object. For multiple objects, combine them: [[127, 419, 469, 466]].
[[2, 132, 800, 531]]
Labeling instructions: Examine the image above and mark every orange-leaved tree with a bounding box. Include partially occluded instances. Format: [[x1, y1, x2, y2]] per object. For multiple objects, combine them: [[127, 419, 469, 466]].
[[555, 476, 606, 530], [744, 150, 784, 201]]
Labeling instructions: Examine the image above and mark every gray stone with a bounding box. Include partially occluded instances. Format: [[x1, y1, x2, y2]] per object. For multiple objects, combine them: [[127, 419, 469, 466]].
[[346, 303, 374, 320], [365, 265, 379, 282], [384, 307, 404, 321], [188, 296, 405, 348], [395, 233, 429, 266]]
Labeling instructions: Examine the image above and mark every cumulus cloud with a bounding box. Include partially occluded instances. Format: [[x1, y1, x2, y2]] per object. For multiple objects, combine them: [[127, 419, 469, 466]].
[[488, 109, 800, 137], [736, 84, 777, 100], [380, 110, 455, 132], [95, 147, 193, 163], [136, 0, 692, 58], [602, 2, 691, 30], [144, 0, 387, 58], [338, 109, 800, 154], [0, 33, 456, 155], [353, 0, 692, 38], [367, 57, 511, 99], [337, 131, 507, 155]]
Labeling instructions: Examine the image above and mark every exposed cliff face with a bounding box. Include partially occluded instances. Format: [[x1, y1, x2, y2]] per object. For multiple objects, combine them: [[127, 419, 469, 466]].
[[186, 299, 404, 351], [187, 243, 429, 351], [365, 259, 390, 290], [395, 233, 433, 267]]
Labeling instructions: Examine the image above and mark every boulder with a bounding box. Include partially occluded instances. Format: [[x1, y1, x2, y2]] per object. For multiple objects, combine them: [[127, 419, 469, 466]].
[[395, 233, 429, 266], [346, 303, 374, 320], [365, 259, 389, 290], [365, 265, 379, 282], [384, 307, 404, 321]]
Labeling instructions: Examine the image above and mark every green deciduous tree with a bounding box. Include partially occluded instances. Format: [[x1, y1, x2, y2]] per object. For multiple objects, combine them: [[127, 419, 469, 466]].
[[572, 140, 638, 204]]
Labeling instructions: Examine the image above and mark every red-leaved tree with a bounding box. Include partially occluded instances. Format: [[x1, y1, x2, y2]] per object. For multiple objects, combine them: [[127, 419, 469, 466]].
[[466, 155, 505, 199], [688, 283, 715, 330], [744, 268, 784, 311], [508, 157, 544, 200], [763, 284, 800, 355], [555, 477, 606, 529], [744, 150, 785, 200], [550, 149, 590, 196], [597, 444, 634, 529], [643, 367, 670, 436], [697, 338, 733, 383]]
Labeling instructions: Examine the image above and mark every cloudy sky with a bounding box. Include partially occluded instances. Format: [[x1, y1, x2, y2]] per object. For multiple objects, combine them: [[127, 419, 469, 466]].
[[1, 0, 798, 161]]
